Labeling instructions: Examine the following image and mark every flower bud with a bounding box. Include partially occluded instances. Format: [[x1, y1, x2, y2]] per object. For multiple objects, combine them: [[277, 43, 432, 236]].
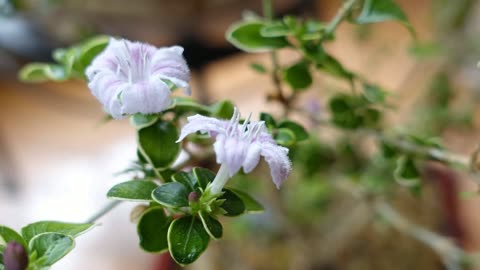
[[3, 241, 28, 270], [188, 191, 200, 202]]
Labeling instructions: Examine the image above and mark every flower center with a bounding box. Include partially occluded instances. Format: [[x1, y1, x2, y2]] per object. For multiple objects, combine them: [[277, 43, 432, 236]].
[[115, 41, 151, 84], [225, 110, 263, 143]]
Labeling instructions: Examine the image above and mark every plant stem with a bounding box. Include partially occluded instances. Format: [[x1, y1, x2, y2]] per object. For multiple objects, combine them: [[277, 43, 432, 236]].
[[85, 200, 122, 223], [262, 0, 291, 116], [375, 201, 466, 270], [325, 0, 359, 36]]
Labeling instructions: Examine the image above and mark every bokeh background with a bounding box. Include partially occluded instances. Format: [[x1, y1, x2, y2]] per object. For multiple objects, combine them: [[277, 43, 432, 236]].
[[2, 0, 480, 269]]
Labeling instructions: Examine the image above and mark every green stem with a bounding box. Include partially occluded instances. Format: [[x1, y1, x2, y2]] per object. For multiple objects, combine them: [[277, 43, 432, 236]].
[[85, 200, 122, 223], [262, 0, 291, 116], [325, 0, 359, 37]]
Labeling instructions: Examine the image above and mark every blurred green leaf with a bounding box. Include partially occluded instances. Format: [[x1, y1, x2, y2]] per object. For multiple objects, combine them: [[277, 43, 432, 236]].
[[209, 100, 235, 119], [18, 63, 68, 82], [275, 128, 296, 146], [107, 180, 158, 202], [22, 222, 93, 244], [0, 226, 26, 248], [260, 112, 277, 130], [394, 155, 420, 187], [137, 207, 171, 253], [354, 0, 415, 36], [278, 120, 309, 141], [130, 114, 159, 130], [362, 83, 387, 103], [226, 21, 289, 52], [28, 233, 74, 267], [260, 21, 291, 37], [228, 188, 264, 213], [284, 61, 312, 91], [249, 62, 268, 73]]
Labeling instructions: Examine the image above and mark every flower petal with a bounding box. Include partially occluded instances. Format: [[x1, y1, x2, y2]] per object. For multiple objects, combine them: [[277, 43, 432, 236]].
[[120, 81, 172, 115], [213, 133, 227, 164], [242, 143, 262, 173], [150, 46, 190, 95], [260, 143, 291, 189], [224, 137, 248, 177], [176, 114, 225, 142]]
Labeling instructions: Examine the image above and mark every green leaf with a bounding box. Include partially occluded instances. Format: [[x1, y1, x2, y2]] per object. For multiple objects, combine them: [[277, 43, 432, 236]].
[[172, 172, 197, 192], [249, 62, 268, 73], [362, 83, 387, 104], [138, 119, 180, 169], [76, 35, 109, 72], [219, 189, 246, 216], [304, 46, 353, 81], [260, 21, 291, 37], [21, 222, 94, 243], [275, 128, 296, 146], [394, 155, 420, 187], [169, 97, 210, 116], [328, 94, 366, 129], [130, 114, 159, 129], [284, 61, 312, 91], [260, 112, 277, 130], [137, 207, 171, 253], [354, 0, 414, 36], [152, 182, 189, 208], [107, 180, 158, 202], [278, 120, 309, 141], [226, 21, 289, 52], [18, 63, 68, 83], [0, 226, 26, 248], [192, 167, 216, 191], [208, 100, 235, 119], [228, 188, 264, 213], [199, 211, 223, 239], [167, 216, 210, 265], [28, 233, 74, 267]]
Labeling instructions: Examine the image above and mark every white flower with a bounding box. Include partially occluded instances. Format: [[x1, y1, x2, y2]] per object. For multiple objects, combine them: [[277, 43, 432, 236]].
[[85, 38, 190, 119], [177, 108, 291, 193]]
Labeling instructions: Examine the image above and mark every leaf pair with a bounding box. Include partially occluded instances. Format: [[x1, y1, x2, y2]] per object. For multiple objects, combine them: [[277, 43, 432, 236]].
[[260, 113, 309, 147]]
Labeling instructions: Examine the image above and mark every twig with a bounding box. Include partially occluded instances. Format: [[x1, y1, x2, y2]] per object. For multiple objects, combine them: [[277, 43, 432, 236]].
[[324, 0, 359, 37], [85, 200, 122, 223], [262, 0, 291, 116], [375, 201, 466, 270]]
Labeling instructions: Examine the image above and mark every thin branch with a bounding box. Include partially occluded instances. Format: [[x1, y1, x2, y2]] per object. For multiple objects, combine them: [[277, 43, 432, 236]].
[[262, 0, 290, 116], [85, 200, 122, 223], [375, 201, 466, 270], [324, 0, 359, 37]]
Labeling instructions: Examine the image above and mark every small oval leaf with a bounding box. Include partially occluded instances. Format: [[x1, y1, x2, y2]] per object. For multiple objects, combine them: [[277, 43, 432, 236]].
[[152, 182, 189, 208], [167, 216, 210, 265], [137, 207, 171, 253], [107, 180, 158, 202], [138, 120, 180, 169]]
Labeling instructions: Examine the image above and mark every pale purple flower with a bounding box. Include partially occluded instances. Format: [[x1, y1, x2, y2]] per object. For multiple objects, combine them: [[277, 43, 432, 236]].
[[85, 38, 190, 119], [177, 108, 291, 191]]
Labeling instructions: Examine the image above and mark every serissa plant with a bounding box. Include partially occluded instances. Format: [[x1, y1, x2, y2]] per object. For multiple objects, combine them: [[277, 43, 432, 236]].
[[2, 0, 480, 269]]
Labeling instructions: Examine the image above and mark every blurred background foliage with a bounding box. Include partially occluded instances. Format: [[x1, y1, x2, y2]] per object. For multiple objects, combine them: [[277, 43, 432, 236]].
[[2, 0, 480, 269]]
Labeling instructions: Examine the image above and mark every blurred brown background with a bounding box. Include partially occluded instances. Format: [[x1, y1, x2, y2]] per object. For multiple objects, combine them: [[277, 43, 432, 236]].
[[1, 0, 480, 269]]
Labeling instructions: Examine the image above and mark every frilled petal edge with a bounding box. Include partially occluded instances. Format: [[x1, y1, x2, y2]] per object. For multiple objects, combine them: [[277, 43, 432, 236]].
[[176, 114, 226, 142], [261, 142, 291, 189]]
